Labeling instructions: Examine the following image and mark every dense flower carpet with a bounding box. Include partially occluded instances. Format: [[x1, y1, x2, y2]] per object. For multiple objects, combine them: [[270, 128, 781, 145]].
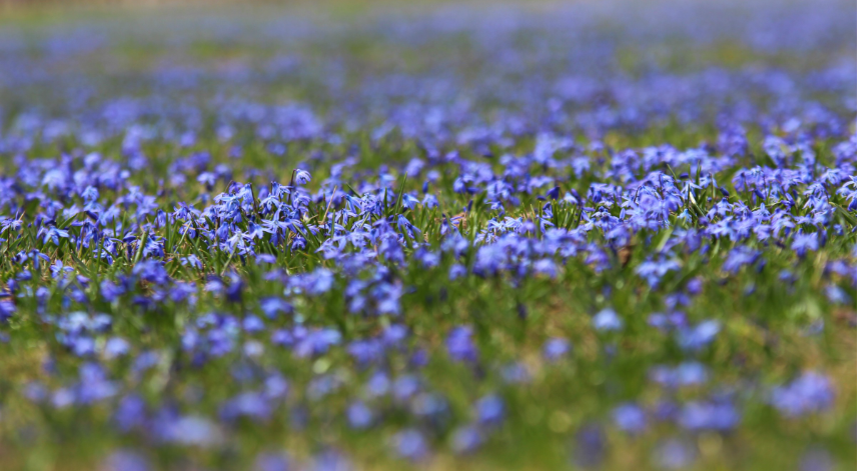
[[0, 1, 854, 469]]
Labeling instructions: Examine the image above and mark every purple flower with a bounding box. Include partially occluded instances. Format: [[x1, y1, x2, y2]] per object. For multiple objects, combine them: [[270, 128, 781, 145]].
[[533, 258, 557, 277], [41, 226, 69, 246], [382, 324, 408, 346], [543, 337, 570, 361], [612, 403, 647, 433], [771, 372, 835, 417], [722, 246, 760, 273], [346, 401, 373, 429], [792, 232, 820, 257], [572, 424, 606, 468], [155, 415, 223, 447], [449, 264, 467, 280], [103, 337, 130, 359], [307, 450, 352, 471], [243, 315, 265, 333], [392, 429, 428, 461], [654, 438, 696, 470], [649, 362, 708, 388], [592, 308, 623, 331], [648, 312, 687, 331], [475, 395, 505, 425], [103, 450, 150, 471], [294, 328, 342, 358], [364, 371, 391, 397], [677, 320, 720, 351], [635, 257, 680, 287], [260, 297, 293, 318], [446, 326, 478, 362], [264, 374, 289, 399], [677, 400, 740, 431], [393, 375, 421, 401], [450, 425, 483, 454], [254, 452, 292, 471], [294, 169, 312, 185], [0, 300, 15, 322], [501, 362, 531, 384], [114, 394, 146, 431]]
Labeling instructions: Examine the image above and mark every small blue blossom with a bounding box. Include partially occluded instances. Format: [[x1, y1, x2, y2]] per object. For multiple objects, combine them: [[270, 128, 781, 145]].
[[593, 308, 623, 332]]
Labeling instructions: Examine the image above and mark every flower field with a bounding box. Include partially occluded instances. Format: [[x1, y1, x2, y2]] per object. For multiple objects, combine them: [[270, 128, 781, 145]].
[[0, 1, 855, 470]]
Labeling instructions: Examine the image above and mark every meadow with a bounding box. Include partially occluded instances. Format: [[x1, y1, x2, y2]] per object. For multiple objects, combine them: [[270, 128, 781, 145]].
[[0, 1, 855, 470]]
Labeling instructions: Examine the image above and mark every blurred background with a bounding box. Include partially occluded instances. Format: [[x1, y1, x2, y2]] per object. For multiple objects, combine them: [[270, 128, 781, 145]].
[[0, 0, 853, 157]]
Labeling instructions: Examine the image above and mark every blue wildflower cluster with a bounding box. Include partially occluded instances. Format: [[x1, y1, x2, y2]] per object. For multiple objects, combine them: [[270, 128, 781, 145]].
[[0, 1, 854, 470]]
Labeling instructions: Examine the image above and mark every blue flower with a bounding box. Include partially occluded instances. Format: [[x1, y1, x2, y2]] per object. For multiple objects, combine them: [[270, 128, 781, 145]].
[[770, 372, 835, 417], [677, 400, 740, 431], [592, 308, 623, 332], [476, 395, 505, 425], [41, 226, 69, 246], [654, 438, 696, 470], [347, 401, 374, 429], [254, 452, 292, 471], [103, 450, 150, 471], [392, 429, 428, 461], [543, 337, 570, 361], [294, 169, 312, 185], [446, 326, 478, 363], [612, 403, 647, 433], [450, 425, 483, 454], [677, 320, 720, 351]]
